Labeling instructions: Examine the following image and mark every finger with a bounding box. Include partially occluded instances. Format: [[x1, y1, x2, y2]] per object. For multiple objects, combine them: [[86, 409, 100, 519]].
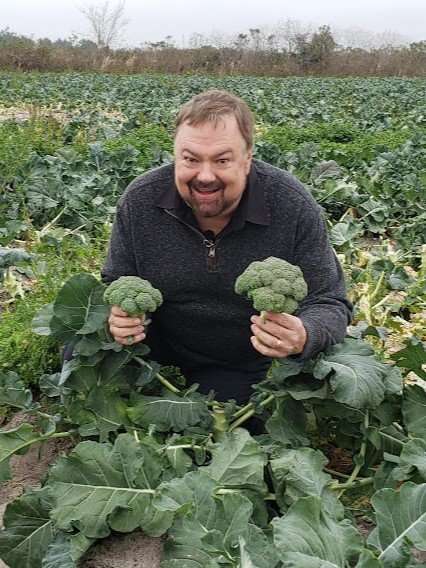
[[251, 324, 294, 352], [250, 317, 284, 340], [110, 305, 145, 322], [256, 312, 302, 331], [250, 335, 290, 358], [115, 332, 145, 346], [110, 318, 144, 329], [111, 325, 145, 338]]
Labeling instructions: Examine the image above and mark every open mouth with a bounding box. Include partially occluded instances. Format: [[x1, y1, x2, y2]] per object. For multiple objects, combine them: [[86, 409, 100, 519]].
[[193, 187, 221, 195]]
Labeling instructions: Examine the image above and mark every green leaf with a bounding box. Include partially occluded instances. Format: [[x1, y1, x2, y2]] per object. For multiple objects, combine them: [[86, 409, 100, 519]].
[[48, 433, 173, 539], [163, 490, 254, 565], [0, 371, 33, 409], [403, 385, 426, 437], [270, 447, 343, 518], [392, 338, 426, 380], [84, 386, 132, 440], [41, 532, 93, 568], [0, 423, 42, 482], [128, 391, 211, 432], [398, 438, 426, 480], [314, 339, 388, 409], [238, 525, 280, 568], [205, 429, 267, 490], [0, 490, 55, 568], [272, 496, 362, 567], [369, 482, 426, 566], [266, 397, 309, 447], [354, 550, 383, 567], [31, 303, 54, 336], [51, 273, 109, 340]]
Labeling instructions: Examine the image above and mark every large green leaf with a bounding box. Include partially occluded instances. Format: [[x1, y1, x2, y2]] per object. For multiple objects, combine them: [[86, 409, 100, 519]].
[[0, 423, 43, 482], [272, 496, 362, 566], [128, 391, 212, 432], [270, 447, 343, 518], [397, 438, 426, 480], [369, 482, 426, 566], [205, 429, 267, 491], [0, 490, 55, 568], [41, 532, 93, 568], [163, 490, 254, 565], [313, 339, 388, 409], [0, 371, 33, 409], [402, 385, 426, 437], [238, 525, 280, 568], [391, 338, 426, 380], [48, 434, 173, 539], [51, 273, 109, 339], [265, 397, 309, 447]]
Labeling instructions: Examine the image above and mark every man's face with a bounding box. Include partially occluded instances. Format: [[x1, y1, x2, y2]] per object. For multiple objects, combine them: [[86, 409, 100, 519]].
[[174, 115, 252, 220]]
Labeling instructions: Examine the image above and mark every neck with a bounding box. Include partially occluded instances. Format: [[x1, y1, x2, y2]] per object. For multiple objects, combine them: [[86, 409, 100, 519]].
[[196, 215, 230, 235]]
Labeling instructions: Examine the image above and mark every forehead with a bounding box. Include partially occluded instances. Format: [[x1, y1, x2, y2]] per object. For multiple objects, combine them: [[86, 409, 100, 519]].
[[174, 115, 246, 153]]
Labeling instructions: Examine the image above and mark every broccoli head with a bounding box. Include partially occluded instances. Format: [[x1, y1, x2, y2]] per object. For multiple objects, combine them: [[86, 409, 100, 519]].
[[104, 276, 163, 316], [234, 257, 307, 316]]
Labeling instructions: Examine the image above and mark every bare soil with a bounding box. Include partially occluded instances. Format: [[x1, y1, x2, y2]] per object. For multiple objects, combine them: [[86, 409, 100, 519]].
[[0, 413, 163, 567]]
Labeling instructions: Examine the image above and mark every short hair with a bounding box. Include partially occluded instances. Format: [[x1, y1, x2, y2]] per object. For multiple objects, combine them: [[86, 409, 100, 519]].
[[175, 89, 254, 149]]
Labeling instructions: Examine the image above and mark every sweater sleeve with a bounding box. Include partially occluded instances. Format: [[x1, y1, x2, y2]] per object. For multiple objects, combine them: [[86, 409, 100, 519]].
[[101, 198, 138, 284], [291, 203, 353, 361]]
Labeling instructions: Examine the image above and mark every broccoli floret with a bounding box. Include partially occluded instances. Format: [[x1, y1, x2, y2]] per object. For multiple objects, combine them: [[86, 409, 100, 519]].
[[104, 276, 163, 316], [235, 257, 307, 318]]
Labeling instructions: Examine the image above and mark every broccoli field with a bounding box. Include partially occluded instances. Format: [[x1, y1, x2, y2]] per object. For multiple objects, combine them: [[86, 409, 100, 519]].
[[0, 72, 425, 567]]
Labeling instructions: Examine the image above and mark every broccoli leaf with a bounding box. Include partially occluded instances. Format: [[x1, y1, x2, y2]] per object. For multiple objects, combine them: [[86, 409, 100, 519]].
[[41, 532, 93, 568], [48, 434, 173, 539], [0, 490, 55, 568], [402, 385, 426, 437], [272, 496, 362, 566], [50, 273, 109, 340], [0, 423, 44, 482], [205, 429, 267, 490], [270, 447, 343, 518], [313, 339, 388, 409], [128, 391, 212, 432], [369, 482, 426, 566]]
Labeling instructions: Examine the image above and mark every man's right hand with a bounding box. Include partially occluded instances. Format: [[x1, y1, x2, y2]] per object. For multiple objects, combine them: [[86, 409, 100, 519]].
[[108, 306, 146, 345]]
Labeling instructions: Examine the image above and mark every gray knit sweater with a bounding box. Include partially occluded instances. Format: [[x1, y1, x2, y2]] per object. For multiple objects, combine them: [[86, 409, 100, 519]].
[[102, 159, 352, 372]]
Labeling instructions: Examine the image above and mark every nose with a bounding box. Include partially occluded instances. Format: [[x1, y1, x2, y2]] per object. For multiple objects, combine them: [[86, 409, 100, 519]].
[[196, 161, 216, 183]]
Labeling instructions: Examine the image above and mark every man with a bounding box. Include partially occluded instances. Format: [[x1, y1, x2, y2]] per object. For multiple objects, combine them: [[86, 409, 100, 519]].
[[102, 89, 352, 403]]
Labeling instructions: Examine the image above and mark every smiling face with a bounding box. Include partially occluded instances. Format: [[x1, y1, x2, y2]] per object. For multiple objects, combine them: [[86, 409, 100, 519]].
[[174, 114, 253, 227]]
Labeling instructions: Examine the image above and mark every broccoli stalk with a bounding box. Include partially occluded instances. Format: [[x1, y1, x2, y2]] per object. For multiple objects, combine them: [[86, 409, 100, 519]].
[[234, 257, 308, 323]]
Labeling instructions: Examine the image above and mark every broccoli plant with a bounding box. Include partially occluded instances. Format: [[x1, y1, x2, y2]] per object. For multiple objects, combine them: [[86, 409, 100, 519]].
[[235, 256, 308, 322], [103, 275, 163, 316]]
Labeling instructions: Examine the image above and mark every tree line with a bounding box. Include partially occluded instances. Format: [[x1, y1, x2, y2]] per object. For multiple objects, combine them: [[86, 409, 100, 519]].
[[0, 25, 425, 76]]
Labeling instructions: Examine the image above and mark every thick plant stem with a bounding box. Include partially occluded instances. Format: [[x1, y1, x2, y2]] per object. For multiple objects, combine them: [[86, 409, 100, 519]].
[[337, 410, 369, 499], [330, 476, 374, 491], [229, 394, 275, 431], [134, 357, 181, 394]]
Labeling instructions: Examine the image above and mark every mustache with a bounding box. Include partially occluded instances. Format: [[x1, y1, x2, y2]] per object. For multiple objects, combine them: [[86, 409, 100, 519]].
[[189, 178, 225, 191]]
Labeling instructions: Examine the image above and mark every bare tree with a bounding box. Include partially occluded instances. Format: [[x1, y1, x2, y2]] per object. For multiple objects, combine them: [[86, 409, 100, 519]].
[[80, 0, 128, 49]]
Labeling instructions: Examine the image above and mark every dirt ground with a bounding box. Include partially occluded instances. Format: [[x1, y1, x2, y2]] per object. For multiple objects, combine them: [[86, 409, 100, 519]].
[[0, 414, 163, 568]]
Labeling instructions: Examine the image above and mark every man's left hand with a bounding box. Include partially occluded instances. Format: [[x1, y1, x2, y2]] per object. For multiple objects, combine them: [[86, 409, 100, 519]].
[[250, 312, 307, 358]]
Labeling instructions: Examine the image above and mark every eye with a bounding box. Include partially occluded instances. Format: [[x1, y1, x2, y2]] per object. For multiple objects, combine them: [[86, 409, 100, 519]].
[[216, 158, 230, 165], [183, 156, 198, 164]]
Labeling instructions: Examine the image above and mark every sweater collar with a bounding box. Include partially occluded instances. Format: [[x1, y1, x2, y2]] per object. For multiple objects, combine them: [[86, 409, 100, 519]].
[[155, 160, 271, 228]]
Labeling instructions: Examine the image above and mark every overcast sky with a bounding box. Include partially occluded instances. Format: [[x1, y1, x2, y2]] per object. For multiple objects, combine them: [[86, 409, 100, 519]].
[[1, 0, 425, 46]]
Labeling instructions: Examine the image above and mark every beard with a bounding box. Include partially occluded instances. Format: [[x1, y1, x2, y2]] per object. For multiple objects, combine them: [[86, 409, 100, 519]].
[[187, 177, 228, 218]]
